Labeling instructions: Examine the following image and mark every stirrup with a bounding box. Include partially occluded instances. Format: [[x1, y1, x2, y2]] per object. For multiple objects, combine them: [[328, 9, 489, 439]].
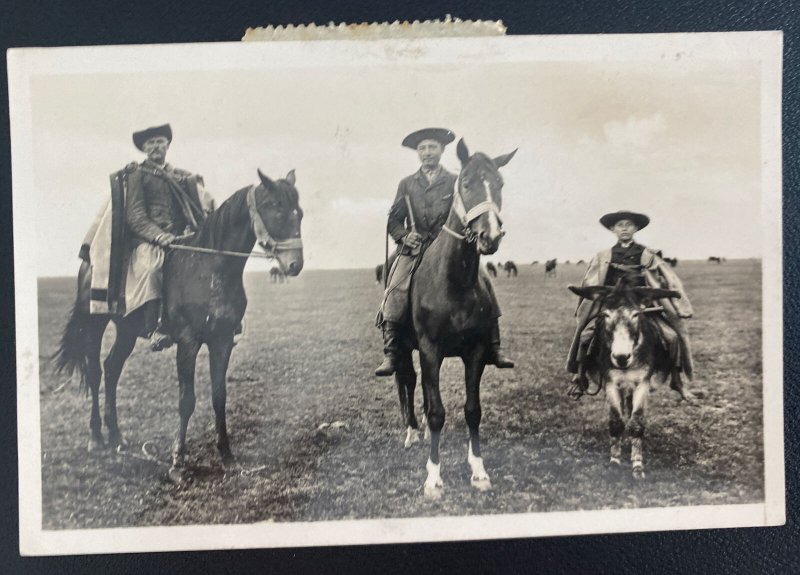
[[150, 332, 174, 352]]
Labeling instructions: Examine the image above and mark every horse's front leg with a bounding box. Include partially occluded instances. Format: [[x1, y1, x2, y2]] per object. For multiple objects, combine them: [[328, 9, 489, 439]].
[[418, 337, 445, 499], [102, 320, 138, 450], [208, 334, 235, 467], [395, 351, 420, 448], [169, 338, 200, 482], [629, 379, 650, 480], [605, 379, 624, 466], [464, 343, 491, 491]]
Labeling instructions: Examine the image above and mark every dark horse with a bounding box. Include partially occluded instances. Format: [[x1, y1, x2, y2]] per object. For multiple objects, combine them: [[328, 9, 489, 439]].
[[54, 169, 303, 481], [545, 258, 557, 277], [393, 139, 516, 498], [485, 261, 498, 277], [568, 279, 680, 479]]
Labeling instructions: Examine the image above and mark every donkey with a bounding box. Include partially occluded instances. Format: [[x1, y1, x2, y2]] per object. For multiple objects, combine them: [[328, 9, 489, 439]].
[[394, 139, 516, 498], [568, 280, 680, 479]]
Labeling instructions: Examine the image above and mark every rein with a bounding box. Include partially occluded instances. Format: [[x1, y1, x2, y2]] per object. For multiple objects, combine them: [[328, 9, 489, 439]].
[[167, 185, 302, 264]]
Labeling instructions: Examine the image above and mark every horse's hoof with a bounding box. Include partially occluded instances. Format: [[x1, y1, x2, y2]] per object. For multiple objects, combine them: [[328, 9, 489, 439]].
[[423, 482, 444, 500], [404, 428, 421, 449], [168, 466, 186, 484], [632, 465, 646, 481], [609, 457, 622, 466], [471, 476, 492, 492], [221, 453, 237, 469]]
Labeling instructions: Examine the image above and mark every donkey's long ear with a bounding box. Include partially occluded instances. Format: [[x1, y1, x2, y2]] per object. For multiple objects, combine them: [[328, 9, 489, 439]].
[[456, 138, 470, 166], [257, 168, 275, 189], [568, 285, 613, 300], [493, 148, 518, 168], [632, 287, 682, 300], [285, 169, 296, 186]]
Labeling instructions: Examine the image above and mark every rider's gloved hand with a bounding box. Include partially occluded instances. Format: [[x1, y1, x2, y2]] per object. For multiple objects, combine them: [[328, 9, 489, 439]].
[[155, 232, 177, 248], [404, 231, 422, 249]]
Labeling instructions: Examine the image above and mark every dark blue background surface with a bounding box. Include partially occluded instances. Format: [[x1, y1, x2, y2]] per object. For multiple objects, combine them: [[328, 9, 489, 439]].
[[1, 1, 797, 572]]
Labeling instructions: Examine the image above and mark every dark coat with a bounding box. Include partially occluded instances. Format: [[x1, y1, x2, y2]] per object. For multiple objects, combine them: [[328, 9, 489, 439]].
[[387, 167, 457, 253], [125, 160, 206, 246]]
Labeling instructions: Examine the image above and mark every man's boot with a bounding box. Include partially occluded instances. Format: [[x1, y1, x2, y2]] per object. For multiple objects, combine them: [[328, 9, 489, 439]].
[[375, 322, 401, 376], [487, 319, 514, 368], [145, 300, 173, 352], [567, 340, 591, 399]]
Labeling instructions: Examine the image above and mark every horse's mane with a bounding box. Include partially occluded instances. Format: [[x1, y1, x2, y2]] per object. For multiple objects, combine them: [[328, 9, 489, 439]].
[[193, 186, 251, 248]]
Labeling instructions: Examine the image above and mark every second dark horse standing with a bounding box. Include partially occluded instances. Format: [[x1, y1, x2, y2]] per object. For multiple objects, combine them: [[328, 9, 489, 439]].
[[396, 140, 516, 498]]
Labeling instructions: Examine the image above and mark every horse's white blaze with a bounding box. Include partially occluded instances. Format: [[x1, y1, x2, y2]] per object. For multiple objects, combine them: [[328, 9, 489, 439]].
[[483, 179, 502, 241]]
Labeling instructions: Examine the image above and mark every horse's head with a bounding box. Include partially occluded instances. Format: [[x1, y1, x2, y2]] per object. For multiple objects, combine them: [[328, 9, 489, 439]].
[[253, 169, 304, 276], [569, 281, 681, 369], [454, 139, 517, 255]]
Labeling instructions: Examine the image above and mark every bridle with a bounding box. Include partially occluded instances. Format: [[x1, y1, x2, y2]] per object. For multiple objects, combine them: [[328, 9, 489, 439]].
[[441, 175, 503, 242], [246, 185, 304, 257]]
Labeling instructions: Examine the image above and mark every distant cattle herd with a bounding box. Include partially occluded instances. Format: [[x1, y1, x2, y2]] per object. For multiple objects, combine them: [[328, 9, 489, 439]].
[[373, 252, 728, 284]]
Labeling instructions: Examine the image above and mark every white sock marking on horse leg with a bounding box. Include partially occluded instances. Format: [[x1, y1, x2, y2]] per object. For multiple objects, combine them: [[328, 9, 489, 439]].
[[467, 443, 492, 490], [404, 426, 420, 448], [424, 458, 443, 497]]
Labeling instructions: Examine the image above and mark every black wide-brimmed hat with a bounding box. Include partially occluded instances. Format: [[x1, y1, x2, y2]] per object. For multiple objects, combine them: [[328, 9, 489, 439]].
[[600, 210, 650, 230], [132, 124, 173, 151], [402, 127, 455, 149]]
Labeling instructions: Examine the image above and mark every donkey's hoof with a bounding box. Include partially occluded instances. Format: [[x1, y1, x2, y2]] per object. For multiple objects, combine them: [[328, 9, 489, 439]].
[[87, 437, 104, 453], [168, 466, 187, 484], [632, 465, 646, 481], [423, 482, 444, 500], [404, 428, 421, 449], [108, 436, 128, 452], [470, 475, 492, 492]]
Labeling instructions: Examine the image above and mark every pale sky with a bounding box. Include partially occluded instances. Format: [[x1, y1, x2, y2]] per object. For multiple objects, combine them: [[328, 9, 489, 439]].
[[30, 57, 762, 276]]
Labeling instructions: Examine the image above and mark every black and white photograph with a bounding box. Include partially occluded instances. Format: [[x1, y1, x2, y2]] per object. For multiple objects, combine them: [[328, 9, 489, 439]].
[[8, 32, 784, 555]]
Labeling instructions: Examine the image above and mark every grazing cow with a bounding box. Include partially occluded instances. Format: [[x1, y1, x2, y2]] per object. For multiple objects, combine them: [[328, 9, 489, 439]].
[[545, 258, 557, 277], [708, 256, 722, 263], [664, 257, 678, 267], [568, 280, 681, 480], [485, 262, 498, 277], [577, 259, 585, 265], [503, 260, 518, 277]]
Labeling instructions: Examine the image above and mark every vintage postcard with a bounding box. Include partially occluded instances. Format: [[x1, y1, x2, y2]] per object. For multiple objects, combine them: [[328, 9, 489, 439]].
[[8, 32, 784, 555]]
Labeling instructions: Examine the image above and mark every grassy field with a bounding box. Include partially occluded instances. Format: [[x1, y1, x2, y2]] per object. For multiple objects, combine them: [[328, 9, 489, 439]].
[[36, 259, 764, 528]]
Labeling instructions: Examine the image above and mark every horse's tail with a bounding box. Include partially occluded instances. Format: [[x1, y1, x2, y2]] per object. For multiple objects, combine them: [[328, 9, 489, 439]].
[[52, 264, 92, 392]]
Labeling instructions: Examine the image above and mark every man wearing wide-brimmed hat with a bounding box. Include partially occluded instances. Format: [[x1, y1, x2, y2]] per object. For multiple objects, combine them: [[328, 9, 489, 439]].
[[124, 123, 210, 351], [566, 210, 694, 399], [375, 127, 513, 376]]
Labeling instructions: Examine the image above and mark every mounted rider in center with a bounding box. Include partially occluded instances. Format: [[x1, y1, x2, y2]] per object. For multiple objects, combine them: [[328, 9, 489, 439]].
[[374, 127, 514, 377]]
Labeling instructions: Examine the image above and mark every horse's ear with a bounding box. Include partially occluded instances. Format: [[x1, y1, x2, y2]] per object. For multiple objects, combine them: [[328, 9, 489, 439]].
[[632, 287, 682, 300], [257, 168, 275, 189], [285, 169, 296, 186], [456, 138, 470, 165], [568, 285, 613, 300], [493, 148, 518, 168]]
